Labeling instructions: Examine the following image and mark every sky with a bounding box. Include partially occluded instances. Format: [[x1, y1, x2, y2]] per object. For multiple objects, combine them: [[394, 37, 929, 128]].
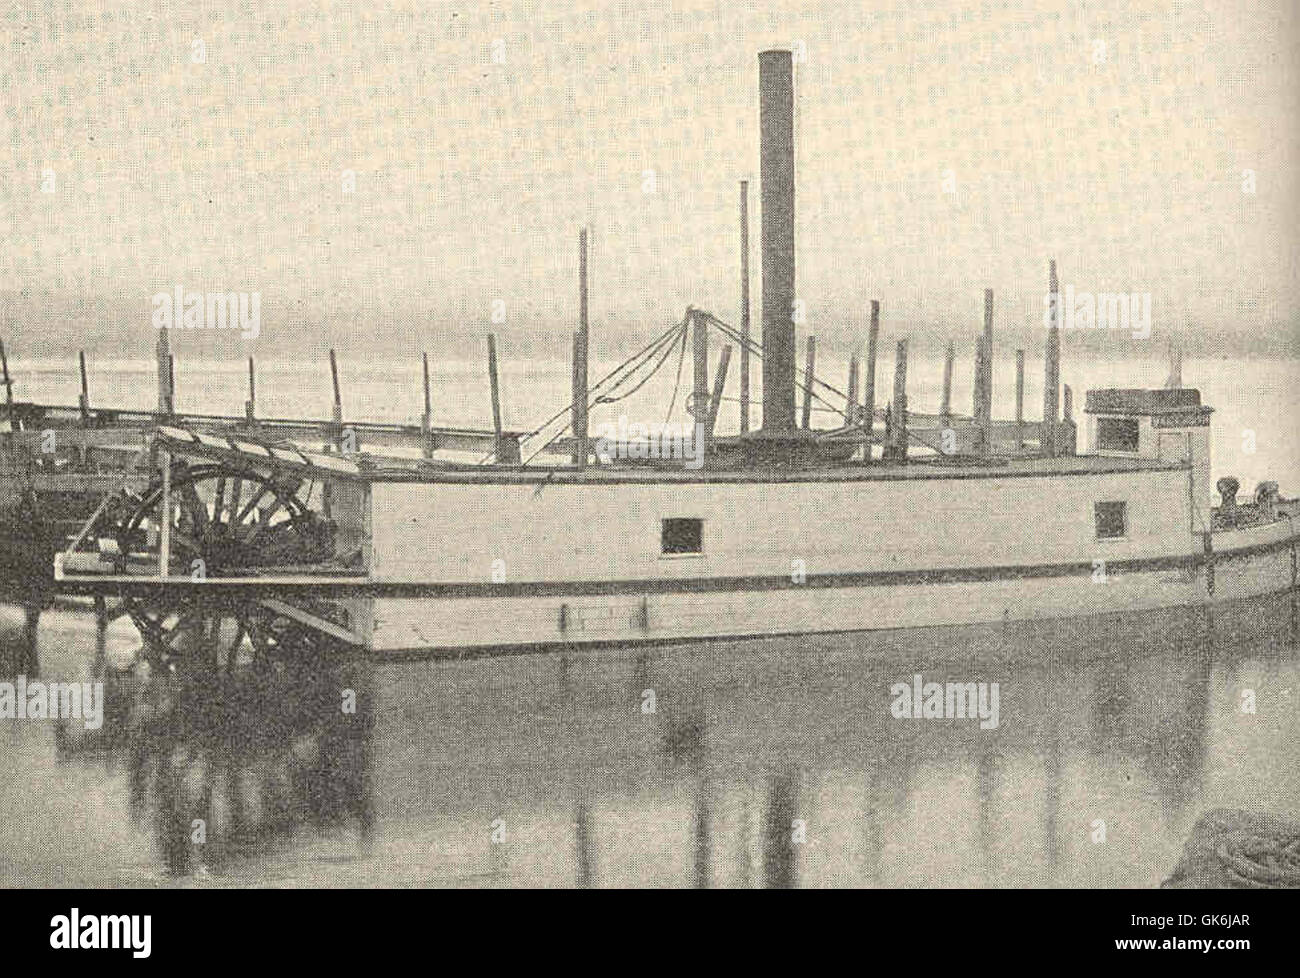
[[0, 0, 1296, 363]]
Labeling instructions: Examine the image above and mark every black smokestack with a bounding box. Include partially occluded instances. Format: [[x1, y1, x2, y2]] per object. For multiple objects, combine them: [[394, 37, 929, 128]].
[[759, 49, 796, 433]]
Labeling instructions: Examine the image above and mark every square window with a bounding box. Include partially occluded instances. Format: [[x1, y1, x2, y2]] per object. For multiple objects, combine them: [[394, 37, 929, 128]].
[[1095, 501, 1127, 539], [661, 517, 703, 555], [1098, 417, 1140, 452]]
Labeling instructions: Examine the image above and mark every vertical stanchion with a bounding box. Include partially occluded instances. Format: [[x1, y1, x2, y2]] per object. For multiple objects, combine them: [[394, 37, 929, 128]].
[[862, 300, 880, 464]]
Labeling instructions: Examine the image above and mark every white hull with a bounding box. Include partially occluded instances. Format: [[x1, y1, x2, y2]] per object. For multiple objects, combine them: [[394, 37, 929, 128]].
[[366, 519, 1298, 655]]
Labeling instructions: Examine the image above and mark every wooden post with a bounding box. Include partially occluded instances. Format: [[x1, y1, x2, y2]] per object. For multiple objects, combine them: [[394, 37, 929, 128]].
[[981, 288, 994, 454], [158, 449, 171, 578], [155, 326, 171, 415], [1166, 341, 1183, 389], [78, 350, 90, 418], [890, 339, 908, 460], [1062, 384, 1075, 457], [574, 228, 590, 467], [93, 595, 108, 673], [328, 348, 349, 453], [845, 353, 859, 426], [245, 356, 256, 423], [705, 345, 732, 440], [329, 349, 343, 424], [488, 333, 506, 464], [862, 300, 880, 463], [982, 288, 994, 418], [167, 354, 175, 416], [940, 340, 954, 421], [739, 180, 751, 435], [421, 352, 433, 458], [1043, 259, 1061, 457], [691, 309, 709, 425], [972, 334, 984, 420], [0, 338, 14, 443], [23, 605, 40, 678], [800, 335, 816, 429], [1015, 349, 1025, 449]]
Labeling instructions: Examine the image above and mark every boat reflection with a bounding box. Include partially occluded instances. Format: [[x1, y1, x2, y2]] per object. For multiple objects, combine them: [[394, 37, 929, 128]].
[[19, 589, 1298, 887], [58, 644, 375, 878]]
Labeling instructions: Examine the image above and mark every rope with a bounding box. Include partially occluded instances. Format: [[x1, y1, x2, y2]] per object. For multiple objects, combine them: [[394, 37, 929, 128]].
[[518, 316, 690, 466], [1164, 809, 1300, 888], [700, 312, 851, 420], [663, 322, 691, 424]]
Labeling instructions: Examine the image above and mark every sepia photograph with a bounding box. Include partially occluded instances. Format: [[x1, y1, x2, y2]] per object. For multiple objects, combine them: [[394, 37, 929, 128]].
[[0, 0, 1297, 932]]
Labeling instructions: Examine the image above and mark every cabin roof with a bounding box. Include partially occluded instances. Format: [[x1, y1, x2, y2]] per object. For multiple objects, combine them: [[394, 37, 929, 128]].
[[1084, 388, 1212, 417]]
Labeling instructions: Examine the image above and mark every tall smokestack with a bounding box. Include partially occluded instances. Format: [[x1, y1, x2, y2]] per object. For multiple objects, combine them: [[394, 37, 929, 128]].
[[759, 49, 796, 432]]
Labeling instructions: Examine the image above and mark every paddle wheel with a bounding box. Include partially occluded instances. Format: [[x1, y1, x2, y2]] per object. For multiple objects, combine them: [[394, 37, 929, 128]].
[[57, 430, 370, 670]]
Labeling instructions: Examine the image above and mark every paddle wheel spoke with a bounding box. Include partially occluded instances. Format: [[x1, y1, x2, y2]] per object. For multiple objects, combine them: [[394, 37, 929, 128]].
[[110, 461, 338, 668]]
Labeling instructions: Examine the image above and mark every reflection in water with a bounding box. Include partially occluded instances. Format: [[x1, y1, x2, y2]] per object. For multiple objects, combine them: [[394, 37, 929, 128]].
[[762, 770, 798, 889], [2, 590, 1298, 887], [118, 652, 374, 877], [1042, 713, 1062, 882], [975, 738, 999, 882]]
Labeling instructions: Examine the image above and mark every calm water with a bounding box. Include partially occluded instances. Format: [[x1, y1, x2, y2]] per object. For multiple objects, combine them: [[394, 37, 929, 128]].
[[1, 593, 1297, 888]]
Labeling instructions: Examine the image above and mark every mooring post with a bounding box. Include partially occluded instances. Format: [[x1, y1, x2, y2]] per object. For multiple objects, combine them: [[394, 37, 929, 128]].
[[739, 179, 751, 435], [940, 340, 954, 422], [862, 300, 880, 463], [421, 351, 433, 458], [800, 335, 816, 429], [245, 356, 256, 423], [1015, 349, 1025, 450], [487, 333, 506, 464], [78, 350, 90, 419], [705, 345, 732, 442]]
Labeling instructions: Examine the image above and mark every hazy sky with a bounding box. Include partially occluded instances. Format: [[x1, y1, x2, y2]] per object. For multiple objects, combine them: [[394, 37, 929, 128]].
[[1, 0, 1296, 361]]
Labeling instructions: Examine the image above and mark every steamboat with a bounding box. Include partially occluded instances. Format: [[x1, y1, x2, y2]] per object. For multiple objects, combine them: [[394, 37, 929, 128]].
[[10, 50, 1297, 662]]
